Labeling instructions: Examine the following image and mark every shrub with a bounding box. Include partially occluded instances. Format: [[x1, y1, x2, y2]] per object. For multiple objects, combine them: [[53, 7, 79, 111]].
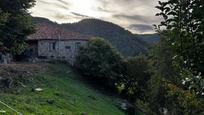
[[75, 37, 124, 89]]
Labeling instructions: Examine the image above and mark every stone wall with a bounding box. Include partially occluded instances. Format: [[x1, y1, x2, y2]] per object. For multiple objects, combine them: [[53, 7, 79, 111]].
[[38, 40, 87, 65]]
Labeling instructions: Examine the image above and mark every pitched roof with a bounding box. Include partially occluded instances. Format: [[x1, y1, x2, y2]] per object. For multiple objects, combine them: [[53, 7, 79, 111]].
[[27, 23, 91, 41]]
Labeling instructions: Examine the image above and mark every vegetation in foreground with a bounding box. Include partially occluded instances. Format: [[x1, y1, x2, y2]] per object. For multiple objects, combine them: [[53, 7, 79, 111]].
[[0, 63, 125, 115], [0, 0, 204, 115]]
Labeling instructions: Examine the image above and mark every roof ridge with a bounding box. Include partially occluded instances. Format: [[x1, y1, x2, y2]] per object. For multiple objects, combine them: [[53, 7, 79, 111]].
[[28, 23, 92, 41]]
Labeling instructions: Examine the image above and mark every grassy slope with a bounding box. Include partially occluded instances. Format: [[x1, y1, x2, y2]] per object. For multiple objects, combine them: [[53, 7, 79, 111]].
[[0, 63, 125, 115]]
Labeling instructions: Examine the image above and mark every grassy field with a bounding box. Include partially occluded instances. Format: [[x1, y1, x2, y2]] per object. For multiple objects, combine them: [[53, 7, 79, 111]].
[[0, 63, 125, 115]]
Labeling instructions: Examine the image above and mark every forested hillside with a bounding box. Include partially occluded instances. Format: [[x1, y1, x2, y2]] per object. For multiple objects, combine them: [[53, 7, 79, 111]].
[[137, 34, 160, 44], [62, 19, 147, 56]]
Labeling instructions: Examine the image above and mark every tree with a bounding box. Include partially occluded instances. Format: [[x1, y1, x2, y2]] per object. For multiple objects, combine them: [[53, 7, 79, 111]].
[[0, 9, 8, 25], [121, 54, 150, 101], [0, 9, 9, 51], [0, 0, 36, 54], [147, 36, 177, 114], [156, 0, 204, 97], [75, 37, 124, 89], [164, 80, 204, 115], [147, 34, 204, 115], [149, 0, 204, 114], [155, 0, 204, 76]]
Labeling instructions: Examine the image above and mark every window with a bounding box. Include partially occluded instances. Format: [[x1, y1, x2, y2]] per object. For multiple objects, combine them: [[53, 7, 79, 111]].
[[49, 42, 56, 51], [75, 42, 81, 50], [65, 46, 71, 49], [30, 49, 33, 53], [52, 42, 56, 50]]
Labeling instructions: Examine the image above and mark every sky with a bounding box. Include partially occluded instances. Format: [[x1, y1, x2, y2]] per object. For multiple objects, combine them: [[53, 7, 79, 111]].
[[30, 0, 164, 34]]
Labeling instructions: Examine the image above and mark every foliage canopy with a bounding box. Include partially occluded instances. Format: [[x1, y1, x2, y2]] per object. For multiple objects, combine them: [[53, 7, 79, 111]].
[[0, 0, 36, 54], [75, 37, 124, 89]]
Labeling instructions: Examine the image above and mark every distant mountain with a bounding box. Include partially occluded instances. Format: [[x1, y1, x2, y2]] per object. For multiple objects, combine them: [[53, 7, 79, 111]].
[[32, 17, 152, 56], [32, 17, 58, 25], [137, 34, 160, 44], [62, 19, 149, 56]]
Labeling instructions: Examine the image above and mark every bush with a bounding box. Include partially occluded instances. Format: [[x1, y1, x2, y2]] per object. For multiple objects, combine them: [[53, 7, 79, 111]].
[[75, 37, 124, 89], [120, 54, 150, 101]]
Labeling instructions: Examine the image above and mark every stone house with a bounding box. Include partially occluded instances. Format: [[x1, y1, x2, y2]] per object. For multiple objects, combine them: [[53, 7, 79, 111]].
[[27, 23, 91, 65]]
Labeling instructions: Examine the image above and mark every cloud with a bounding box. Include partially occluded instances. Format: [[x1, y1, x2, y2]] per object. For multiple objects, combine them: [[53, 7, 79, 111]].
[[113, 14, 160, 24], [30, 0, 162, 34], [71, 12, 91, 18], [96, 7, 111, 13], [37, 0, 70, 10], [58, 0, 70, 6], [128, 24, 154, 33]]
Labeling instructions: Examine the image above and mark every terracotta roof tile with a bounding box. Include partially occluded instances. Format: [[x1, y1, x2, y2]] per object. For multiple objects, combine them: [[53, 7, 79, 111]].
[[27, 23, 91, 41]]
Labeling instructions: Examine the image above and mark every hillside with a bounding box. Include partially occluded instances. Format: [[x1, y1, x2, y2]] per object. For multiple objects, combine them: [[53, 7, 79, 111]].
[[62, 19, 148, 56], [32, 17, 148, 56], [137, 34, 160, 44], [0, 63, 125, 114]]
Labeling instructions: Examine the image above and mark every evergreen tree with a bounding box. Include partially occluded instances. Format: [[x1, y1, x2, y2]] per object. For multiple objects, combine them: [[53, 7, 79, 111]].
[[0, 0, 36, 54]]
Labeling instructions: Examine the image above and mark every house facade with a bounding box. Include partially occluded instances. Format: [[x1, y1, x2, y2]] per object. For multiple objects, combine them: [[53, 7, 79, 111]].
[[27, 23, 91, 65]]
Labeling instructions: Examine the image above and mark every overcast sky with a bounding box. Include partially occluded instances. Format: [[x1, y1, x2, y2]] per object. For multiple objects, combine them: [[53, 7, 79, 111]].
[[30, 0, 164, 34]]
